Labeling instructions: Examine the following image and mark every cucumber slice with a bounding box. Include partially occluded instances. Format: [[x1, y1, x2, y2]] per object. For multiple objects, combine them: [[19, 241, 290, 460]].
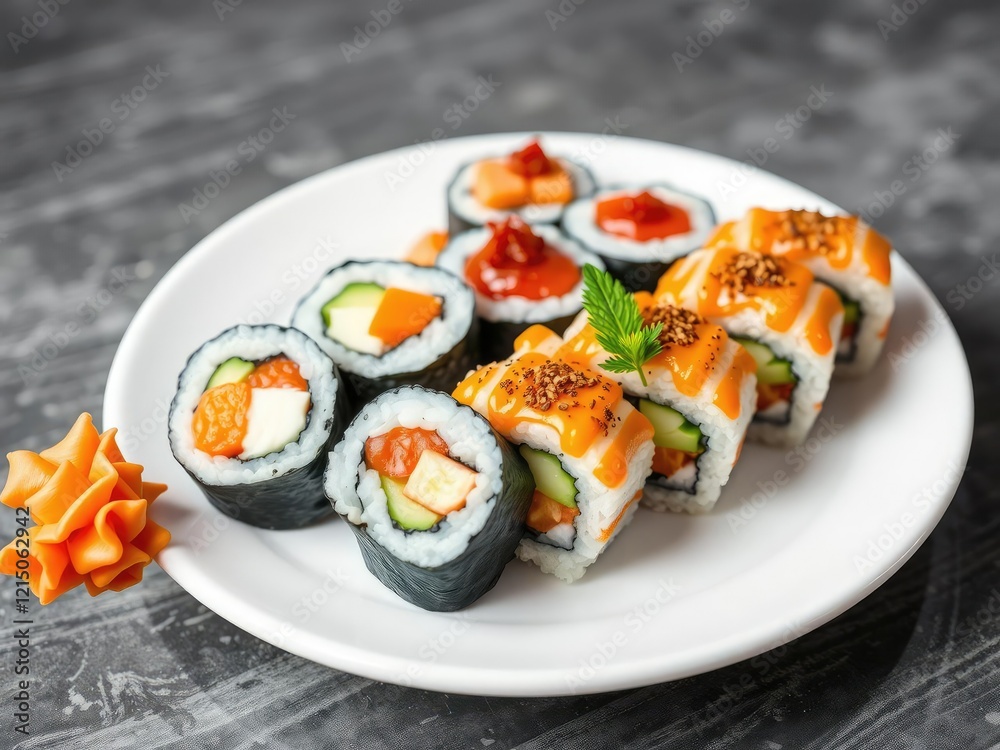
[[758, 360, 795, 385], [731, 337, 772, 369], [382, 475, 441, 531], [321, 283, 385, 328], [639, 399, 704, 454], [732, 336, 797, 386], [842, 298, 860, 325], [519, 445, 578, 509], [206, 357, 255, 390]]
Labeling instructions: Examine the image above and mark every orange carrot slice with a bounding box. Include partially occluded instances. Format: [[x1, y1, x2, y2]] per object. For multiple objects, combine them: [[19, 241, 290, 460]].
[[651, 446, 698, 478], [529, 168, 573, 205], [247, 356, 308, 391], [368, 288, 442, 349], [474, 159, 529, 209], [406, 231, 449, 267], [192, 382, 251, 457], [526, 490, 579, 533]]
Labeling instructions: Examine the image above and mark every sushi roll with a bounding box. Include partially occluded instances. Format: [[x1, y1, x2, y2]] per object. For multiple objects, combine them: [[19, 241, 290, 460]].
[[168, 324, 347, 529], [561, 185, 716, 293], [291, 260, 477, 406], [326, 386, 533, 611], [707, 208, 893, 377], [435, 216, 604, 361], [559, 293, 757, 513], [655, 247, 844, 448], [446, 138, 596, 234], [453, 325, 655, 583]]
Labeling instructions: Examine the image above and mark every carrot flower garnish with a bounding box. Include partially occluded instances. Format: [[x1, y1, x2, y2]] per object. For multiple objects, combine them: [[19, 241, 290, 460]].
[[0, 413, 170, 604]]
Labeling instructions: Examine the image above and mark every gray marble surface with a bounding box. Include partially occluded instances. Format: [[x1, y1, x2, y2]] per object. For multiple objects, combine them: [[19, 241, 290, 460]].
[[1, 0, 998, 747]]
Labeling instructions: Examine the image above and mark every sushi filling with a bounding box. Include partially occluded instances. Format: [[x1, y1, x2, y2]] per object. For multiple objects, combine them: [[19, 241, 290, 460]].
[[637, 399, 705, 495], [322, 283, 442, 356], [733, 338, 798, 424], [595, 190, 692, 242], [464, 217, 581, 301], [192, 356, 312, 460], [519, 445, 580, 550], [835, 289, 862, 361], [473, 140, 575, 211], [364, 427, 480, 533]]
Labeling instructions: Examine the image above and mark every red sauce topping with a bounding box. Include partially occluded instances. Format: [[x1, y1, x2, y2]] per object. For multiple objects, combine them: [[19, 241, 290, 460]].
[[464, 217, 581, 300], [364, 427, 450, 479], [595, 191, 692, 242], [507, 140, 553, 177]]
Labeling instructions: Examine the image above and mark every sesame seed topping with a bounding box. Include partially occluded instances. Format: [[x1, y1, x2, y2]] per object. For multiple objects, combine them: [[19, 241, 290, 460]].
[[714, 251, 794, 293], [774, 209, 849, 256], [642, 304, 702, 347], [519, 361, 603, 412]]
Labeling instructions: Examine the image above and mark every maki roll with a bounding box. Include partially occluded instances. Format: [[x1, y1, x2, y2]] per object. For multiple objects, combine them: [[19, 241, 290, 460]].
[[707, 208, 893, 377], [561, 185, 716, 292], [436, 216, 604, 361], [168, 325, 347, 529], [655, 247, 844, 448], [291, 260, 477, 406], [453, 325, 655, 583], [326, 386, 533, 611], [446, 138, 595, 234], [559, 293, 757, 513]]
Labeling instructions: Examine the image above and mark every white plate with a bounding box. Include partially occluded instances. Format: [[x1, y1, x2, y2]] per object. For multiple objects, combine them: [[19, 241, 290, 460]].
[[104, 133, 973, 697]]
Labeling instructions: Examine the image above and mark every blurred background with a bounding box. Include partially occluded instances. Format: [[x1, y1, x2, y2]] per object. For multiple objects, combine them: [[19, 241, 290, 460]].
[[1, 0, 997, 748]]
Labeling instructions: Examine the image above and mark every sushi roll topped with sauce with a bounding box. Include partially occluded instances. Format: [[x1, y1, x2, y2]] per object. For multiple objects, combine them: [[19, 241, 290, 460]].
[[436, 216, 603, 360], [447, 139, 595, 234], [655, 247, 844, 447], [292, 260, 477, 405], [562, 185, 716, 292], [707, 208, 893, 376], [453, 325, 656, 582], [559, 292, 757, 513]]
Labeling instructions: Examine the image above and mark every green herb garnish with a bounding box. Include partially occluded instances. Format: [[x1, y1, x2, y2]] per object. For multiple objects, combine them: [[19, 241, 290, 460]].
[[581, 264, 662, 387]]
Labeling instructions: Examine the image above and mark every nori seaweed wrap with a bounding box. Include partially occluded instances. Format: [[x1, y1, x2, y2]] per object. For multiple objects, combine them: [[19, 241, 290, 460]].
[[326, 386, 533, 611]]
